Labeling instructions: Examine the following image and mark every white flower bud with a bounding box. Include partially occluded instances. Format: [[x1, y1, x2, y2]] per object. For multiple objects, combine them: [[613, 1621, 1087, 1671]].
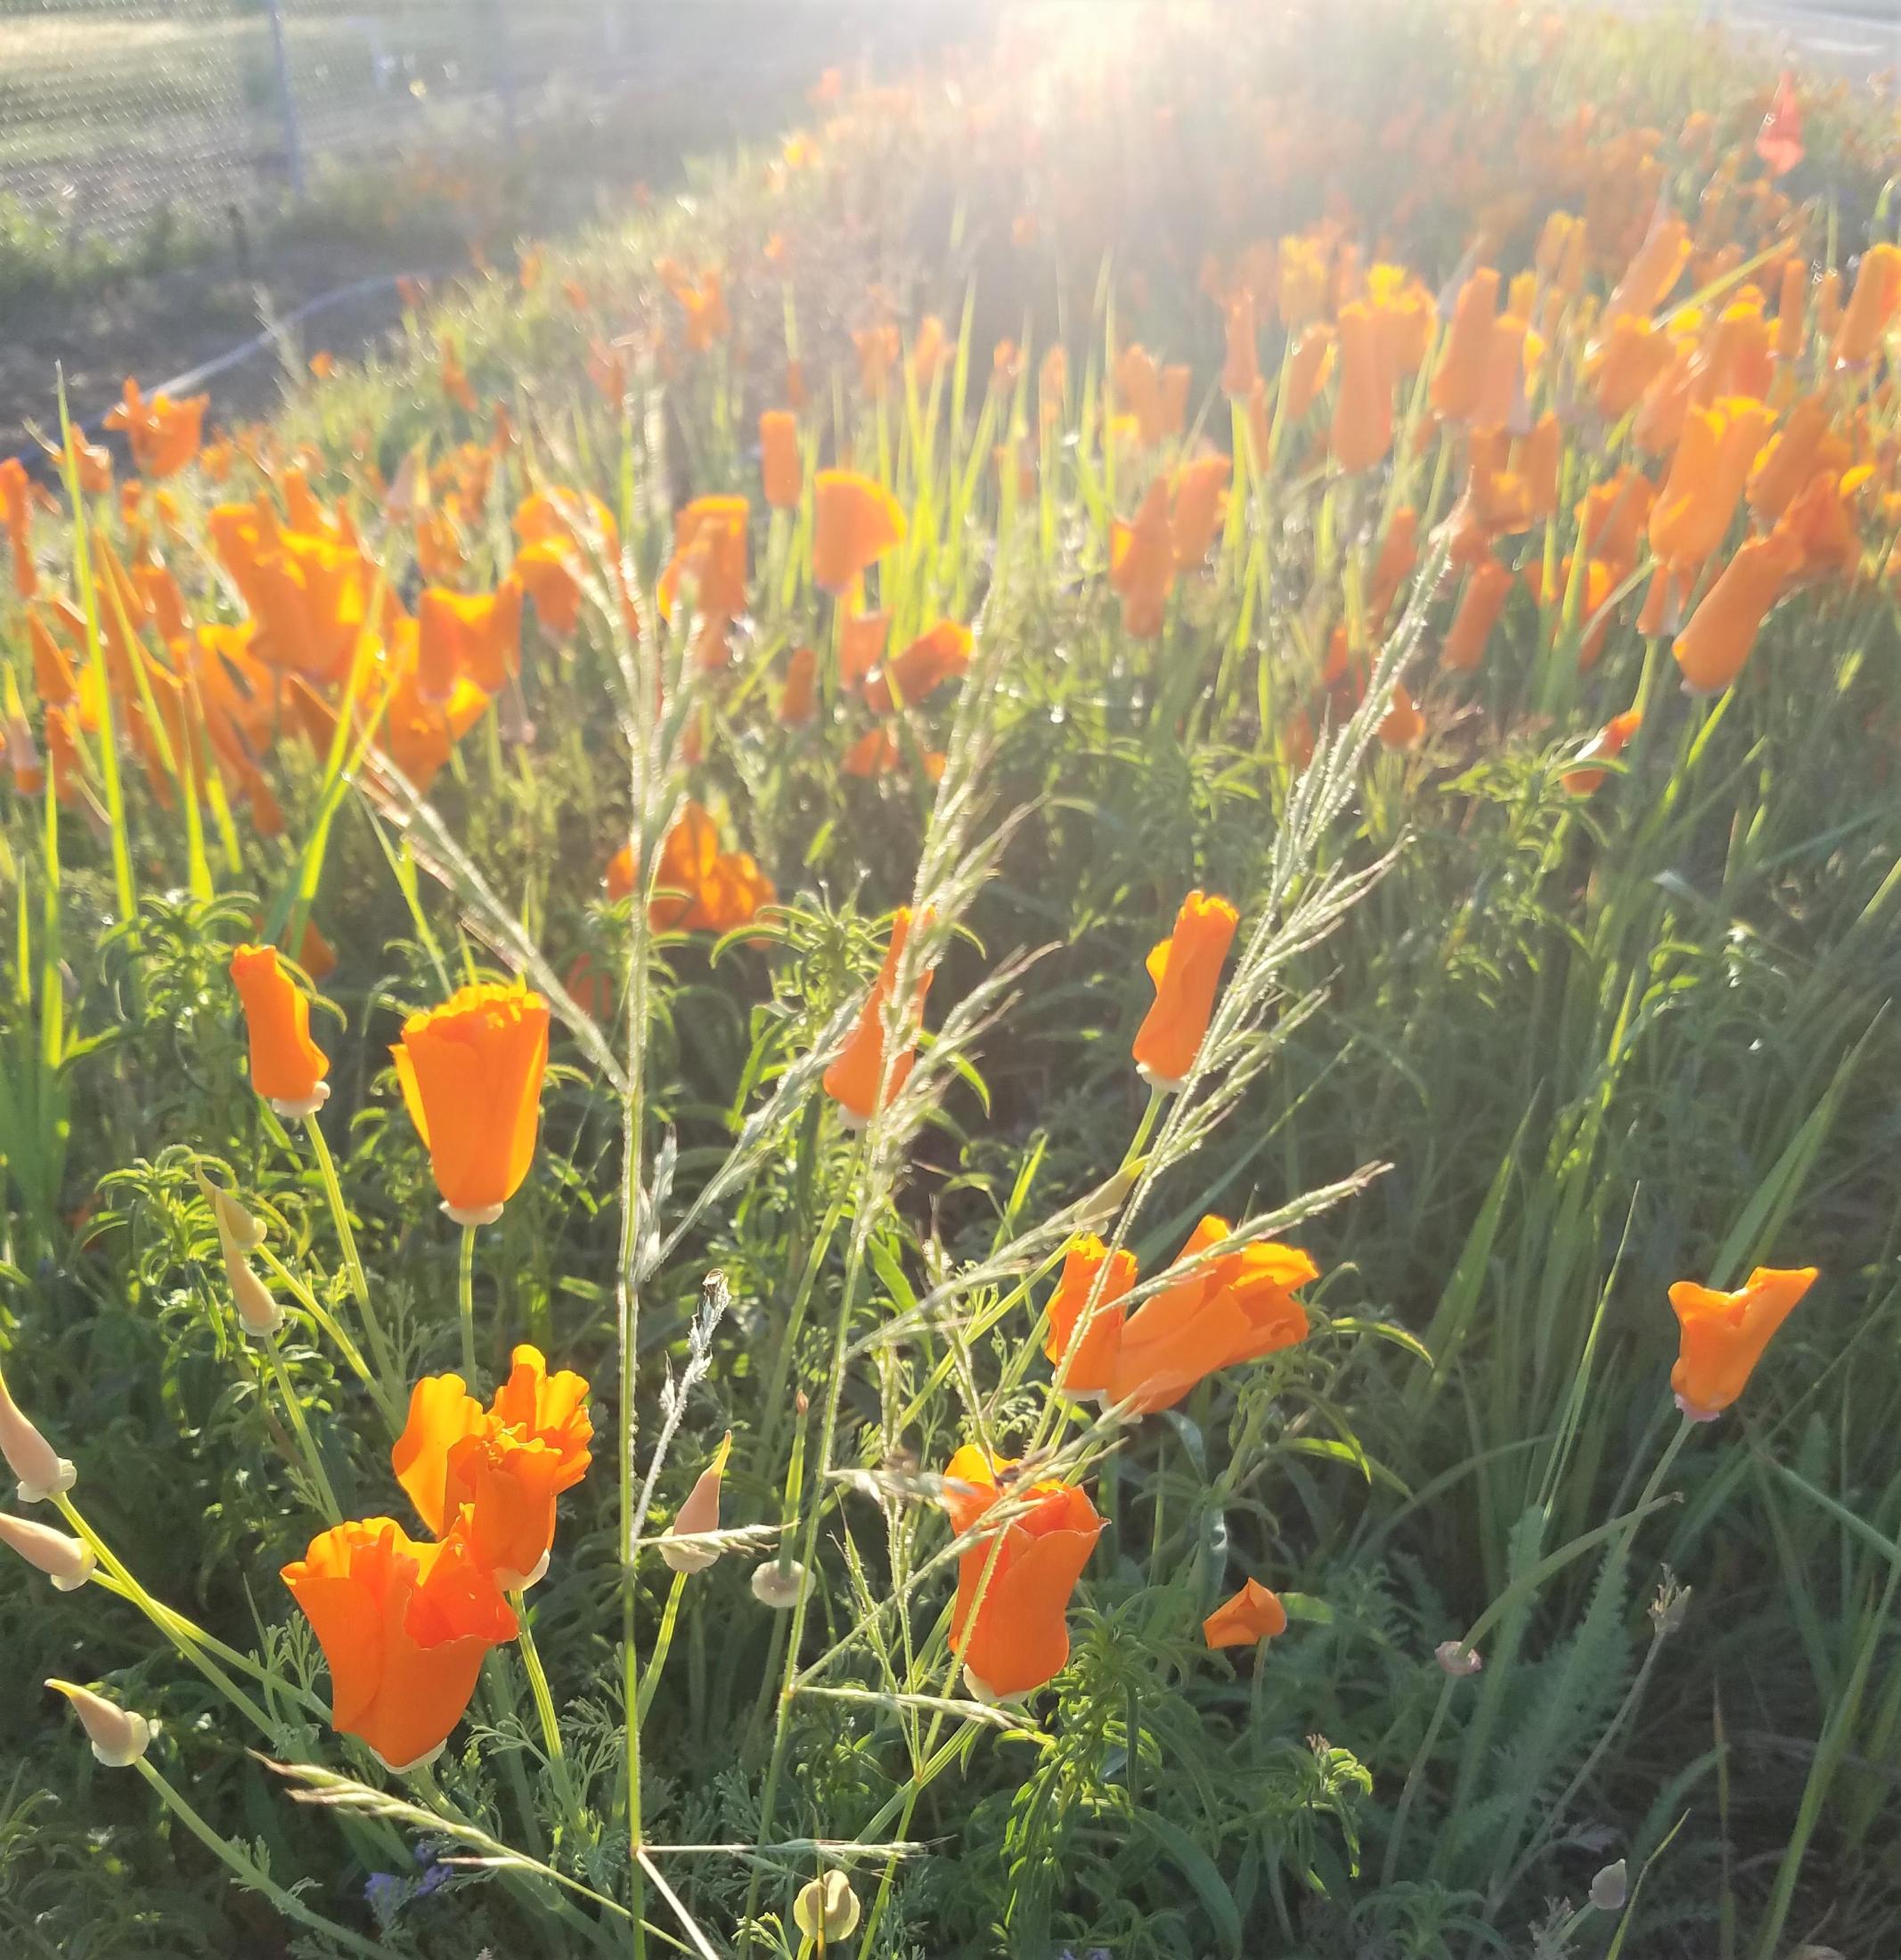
[[792, 1869, 861, 1943], [194, 1166, 266, 1254], [660, 1434, 730, 1575], [224, 1246, 285, 1338], [47, 1679, 156, 1767], [1435, 1639, 1482, 1677], [0, 1363, 75, 1505], [1589, 1859, 1628, 1912], [749, 1558, 805, 1609], [0, 1512, 95, 1589]]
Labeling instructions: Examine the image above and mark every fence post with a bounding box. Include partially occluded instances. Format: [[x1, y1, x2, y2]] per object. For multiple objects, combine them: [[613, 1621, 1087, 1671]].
[[264, 0, 306, 196]]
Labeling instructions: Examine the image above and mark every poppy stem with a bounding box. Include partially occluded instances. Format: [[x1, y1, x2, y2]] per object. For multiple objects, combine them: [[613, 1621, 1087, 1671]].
[[303, 1113, 402, 1406], [511, 1588, 585, 1839], [459, 1222, 479, 1384], [1121, 1081, 1168, 1170], [262, 1331, 343, 1525]]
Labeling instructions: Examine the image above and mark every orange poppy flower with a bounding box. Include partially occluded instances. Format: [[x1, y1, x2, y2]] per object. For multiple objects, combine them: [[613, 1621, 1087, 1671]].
[[1668, 1264, 1817, 1420], [512, 490, 617, 641], [1109, 479, 1176, 639], [839, 608, 891, 691], [230, 943, 330, 1116], [1587, 314, 1676, 421], [1576, 470, 1655, 578], [1203, 1577, 1288, 1648], [27, 612, 78, 709], [1603, 217, 1691, 326], [281, 1515, 518, 1772], [1106, 1215, 1318, 1413], [1673, 527, 1802, 693], [1377, 682, 1425, 748], [1649, 399, 1774, 568], [1132, 890, 1239, 1090], [941, 1445, 1103, 1701], [392, 1346, 592, 1590], [1561, 706, 1642, 795], [1746, 395, 1831, 522], [1044, 1235, 1138, 1393], [417, 580, 523, 699], [1171, 454, 1230, 568], [1281, 324, 1337, 422], [1777, 470, 1862, 581], [1472, 314, 1534, 433], [760, 410, 802, 510], [853, 323, 901, 398], [1368, 265, 1434, 378], [863, 619, 973, 713], [392, 984, 551, 1223], [1429, 268, 1501, 422], [812, 471, 906, 593], [779, 644, 819, 725], [1367, 509, 1419, 631], [37, 429, 112, 494], [822, 907, 933, 1128], [1831, 243, 1901, 369], [1330, 301, 1392, 474], [1755, 72, 1804, 177], [659, 495, 750, 666], [1440, 557, 1513, 673], [1699, 293, 1775, 404], [1114, 346, 1190, 448], [103, 379, 208, 479], [1221, 290, 1260, 398]]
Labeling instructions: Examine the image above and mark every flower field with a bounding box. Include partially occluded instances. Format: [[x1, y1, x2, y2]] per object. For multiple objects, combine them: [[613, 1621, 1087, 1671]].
[[4, 2, 1901, 1954]]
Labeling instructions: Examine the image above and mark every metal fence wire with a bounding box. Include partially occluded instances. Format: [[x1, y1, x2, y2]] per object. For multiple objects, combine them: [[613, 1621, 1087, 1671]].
[[0, 0, 677, 254]]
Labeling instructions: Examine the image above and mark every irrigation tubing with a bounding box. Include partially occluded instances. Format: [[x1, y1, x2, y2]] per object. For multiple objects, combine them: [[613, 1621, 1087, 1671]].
[[4, 268, 440, 477]]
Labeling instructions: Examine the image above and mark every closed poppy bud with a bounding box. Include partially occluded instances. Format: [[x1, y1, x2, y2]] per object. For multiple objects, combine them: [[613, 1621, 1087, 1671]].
[[1473, 313, 1531, 432], [392, 984, 551, 1224], [47, 1680, 155, 1767], [224, 1245, 285, 1337], [281, 1515, 518, 1771], [1170, 454, 1230, 568], [1281, 324, 1337, 422], [1746, 394, 1830, 521], [1441, 557, 1513, 672], [1132, 890, 1239, 1091], [1673, 527, 1803, 692], [863, 619, 973, 713], [1518, 413, 1562, 519], [1603, 217, 1691, 326], [230, 944, 330, 1117], [1832, 243, 1901, 369], [1107, 1217, 1317, 1413], [394, 1347, 592, 1590], [1331, 301, 1393, 474], [793, 1870, 861, 1945], [1044, 1235, 1138, 1394], [659, 1433, 732, 1575], [822, 908, 934, 1128], [1429, 268, 1500, 422], [941, 1445, 1103, 1700], [1649, 399, 1774, 568], [760, 410, 801, 510], [1668, 1264, 1817, 1419], [28, 613, 78, 707], [1109, 479, 1177, 638], [1203, 1577, 1288, 1648], [1377, 682, 1425, 748], [0, 1513, 94, 1588], [1562, 707, 1642, 795], [779, 644, 819, 725], [812, 470, 906, 593]]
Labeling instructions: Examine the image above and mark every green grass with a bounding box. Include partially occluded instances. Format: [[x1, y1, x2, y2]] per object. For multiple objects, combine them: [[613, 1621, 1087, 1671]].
[[0, 1, 1899, 1956]]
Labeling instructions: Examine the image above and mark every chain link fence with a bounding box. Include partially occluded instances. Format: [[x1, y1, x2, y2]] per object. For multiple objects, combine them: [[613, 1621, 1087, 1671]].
[[0, 1, 918, 260]]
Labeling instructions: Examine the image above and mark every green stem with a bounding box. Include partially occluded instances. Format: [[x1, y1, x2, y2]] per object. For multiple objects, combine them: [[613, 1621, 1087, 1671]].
[[134, 1760, 392, 1960], [511, 1588, 586, 1845], [635, 1571, 690, 1725], [459, 1221, 479, 1384]]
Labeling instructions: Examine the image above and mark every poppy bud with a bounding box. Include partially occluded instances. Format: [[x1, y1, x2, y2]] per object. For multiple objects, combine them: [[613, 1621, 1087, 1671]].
[[1330, 302, 1393, 474], [1429, 268, 1500, 422], [1832, 242, 1901, 369], [659, 1434, 731, 1575], [229, 944, 330, 1118], [49, 1679, 156, 1766], [0, 1363, 75, 1504], [194, 1165, 265, 1254], [0, 1513, 95, 1589], [793, 1870, 861, 1944], [812, 470, 905, 594], [1132, 890, 1239, 1092], [1203, 1577, 1288, 1648], [750, 1558, 805, 1608], [1590, 1859, 1629, 1912], [779, 644, 819, 725], [1435, 1640, 1482, 1676], [224, 1246, 285, 1338], [1673, 528, 1803, 693], [822, 909, 934, 1129]]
